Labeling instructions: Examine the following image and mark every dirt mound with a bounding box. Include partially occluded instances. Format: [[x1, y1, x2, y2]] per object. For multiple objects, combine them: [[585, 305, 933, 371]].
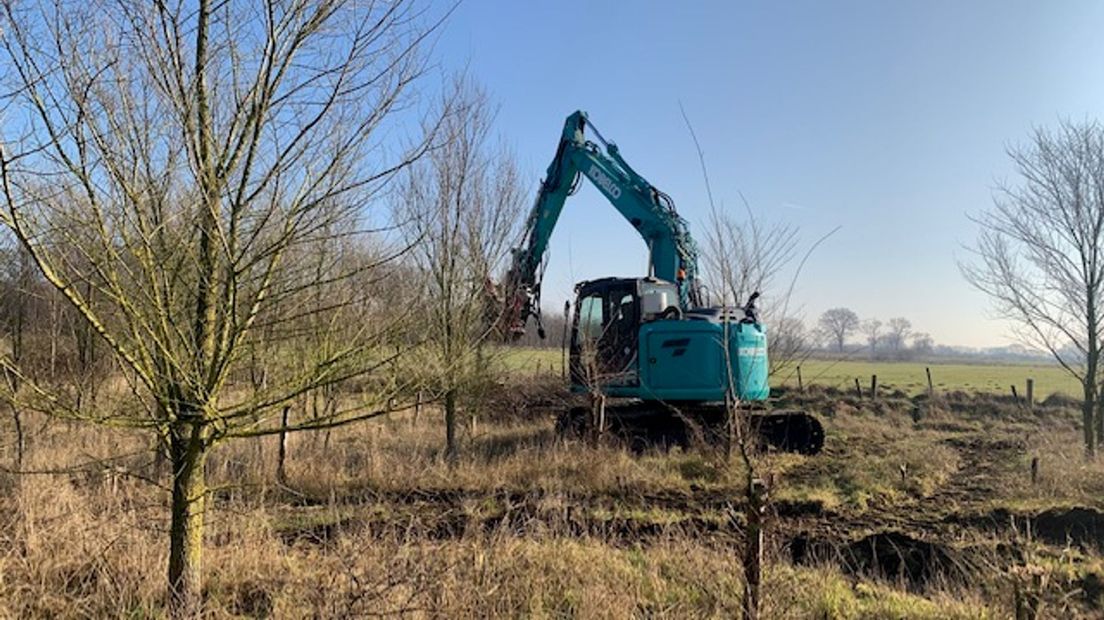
[[791, 531, 964, 589], [951, 506, 1104, 550], [1032, 507, 1104, 549], [842, 531, 962, 588], [1041, 392, 1080, 409]]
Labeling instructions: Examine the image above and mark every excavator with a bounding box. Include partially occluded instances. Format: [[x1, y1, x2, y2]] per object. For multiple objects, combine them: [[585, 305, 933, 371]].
[[501, 111, 824, 455]]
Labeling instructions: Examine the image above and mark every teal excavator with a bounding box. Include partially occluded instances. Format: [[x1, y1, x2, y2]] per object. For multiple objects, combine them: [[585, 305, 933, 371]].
[[502, 111, 823, 454]]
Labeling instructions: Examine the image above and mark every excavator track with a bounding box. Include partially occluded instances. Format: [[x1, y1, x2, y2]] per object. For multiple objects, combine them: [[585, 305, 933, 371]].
[[556, 401, 824, 455]]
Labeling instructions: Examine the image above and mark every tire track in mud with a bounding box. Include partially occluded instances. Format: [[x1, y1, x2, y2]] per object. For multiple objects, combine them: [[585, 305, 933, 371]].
[[780, 434, 1029, 589], [852, 434, 1023, 535]]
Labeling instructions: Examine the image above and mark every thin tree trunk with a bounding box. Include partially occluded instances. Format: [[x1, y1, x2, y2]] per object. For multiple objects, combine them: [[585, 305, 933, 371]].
[[1082, 380, 1096, 459], [48, 294, 58, 379], [445, 388, 458, 467], [589, 392, 606, 446], [1086, 291, 1099, 456], [152, 429, 169, 480], [724, 394, 735, 459], [742, 477, 766, 620], [11, 406, 24, 468], [168, 419, 207, 618], [277, 405, 290, 485], [1097, 391, 1104, 445]]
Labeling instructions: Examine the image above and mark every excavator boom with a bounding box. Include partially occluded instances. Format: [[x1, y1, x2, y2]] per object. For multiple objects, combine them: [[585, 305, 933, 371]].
[[504, 111, 700, 335]]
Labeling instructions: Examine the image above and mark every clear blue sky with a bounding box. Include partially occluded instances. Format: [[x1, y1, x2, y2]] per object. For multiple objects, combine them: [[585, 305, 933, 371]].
[[433, 0, 1104, 348]]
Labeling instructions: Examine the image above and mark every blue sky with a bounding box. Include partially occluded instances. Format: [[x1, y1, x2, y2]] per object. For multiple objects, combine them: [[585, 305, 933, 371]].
[[433, 0, 1104, 348]]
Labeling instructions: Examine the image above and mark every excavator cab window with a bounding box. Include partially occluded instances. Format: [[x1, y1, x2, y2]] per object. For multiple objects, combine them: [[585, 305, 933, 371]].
[[577, 295, 604, 341], [570, 279, 640, 387]]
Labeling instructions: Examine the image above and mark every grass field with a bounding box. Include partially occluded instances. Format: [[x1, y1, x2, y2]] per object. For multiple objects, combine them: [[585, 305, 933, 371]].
[[500, 347, 1081, 398], [4, 378, 1104, 617], [774, 359, 1080, 397]]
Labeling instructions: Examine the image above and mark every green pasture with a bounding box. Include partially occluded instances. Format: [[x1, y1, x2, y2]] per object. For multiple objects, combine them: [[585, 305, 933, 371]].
[[497, 347, 1080, 398], [499, 346, 564, 377], [774, 359, 1079, 397]]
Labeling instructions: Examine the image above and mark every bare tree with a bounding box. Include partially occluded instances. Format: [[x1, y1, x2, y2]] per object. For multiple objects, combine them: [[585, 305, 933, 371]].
[[0, 242, 32, 467], [885, 317, 913, 357], [703, 204, 800, 309], [0, 1, 444, 614], [767, 316, 810, 374], [911, 332, 934, 357], [400, 81, 525, 467], [818, 308, 859, 354], [681, 121, 782, 620], [860, 318, 882, 358], [700, 203, 817, 375], [962, 120, 1104, 457]]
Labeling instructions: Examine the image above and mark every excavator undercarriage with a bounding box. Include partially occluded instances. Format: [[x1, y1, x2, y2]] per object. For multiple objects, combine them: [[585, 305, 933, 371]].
[[556, 400, 825, 455]]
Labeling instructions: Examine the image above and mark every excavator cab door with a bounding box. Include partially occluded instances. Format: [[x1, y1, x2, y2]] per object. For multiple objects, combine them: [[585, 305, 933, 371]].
[[570, 279, 639, 387]]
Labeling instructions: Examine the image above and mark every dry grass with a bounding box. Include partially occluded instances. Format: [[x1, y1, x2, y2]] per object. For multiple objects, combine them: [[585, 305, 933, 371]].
[[999, 428, 1104, 511], [2, 386, 1102, 617]]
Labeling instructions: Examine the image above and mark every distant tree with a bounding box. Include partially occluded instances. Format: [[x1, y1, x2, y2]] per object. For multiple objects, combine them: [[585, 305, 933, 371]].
[[911, 332, 934, 357], [768, 317, 810, 375], [860, 318, 882, 358], [962, 120, 1104, 457], [0, 243, 32, 467], [885, 317, 913, 356], [818, 308, 859, 354]]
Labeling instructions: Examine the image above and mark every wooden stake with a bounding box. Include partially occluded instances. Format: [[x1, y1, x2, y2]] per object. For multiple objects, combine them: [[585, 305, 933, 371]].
[[871, 374, 878, 399], [1026, 378, 1034, 409], [797, 366, 804, 393], [277, 405, 290, 485], [562, 301, 571, 380], [1011, 385, 1019, 402], [925, 367, 934, 396], [854, 378, 863, 398], [743, 478, 768, 620]]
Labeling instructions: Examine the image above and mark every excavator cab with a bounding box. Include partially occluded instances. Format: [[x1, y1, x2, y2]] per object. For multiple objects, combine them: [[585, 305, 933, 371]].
[[566, 277, 824, 454], [569, 278, 644, 387], [569, 276, 773, 402]]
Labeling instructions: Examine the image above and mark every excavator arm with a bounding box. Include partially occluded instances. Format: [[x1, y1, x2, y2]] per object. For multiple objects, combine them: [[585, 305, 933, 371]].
[[503, 111, 701, 336]]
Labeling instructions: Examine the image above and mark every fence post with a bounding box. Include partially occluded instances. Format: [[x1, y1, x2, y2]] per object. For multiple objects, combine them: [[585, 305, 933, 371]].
[[854, 378, 863, 399], [797, 366, 804, 393], [562, 301, 571, 380], [1011, 384, 1019, 402], [277, 405, 290, 485], [871, 374, 878, 399], [1026, 378, 1034, 410], [925, 367, 934, 396]]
